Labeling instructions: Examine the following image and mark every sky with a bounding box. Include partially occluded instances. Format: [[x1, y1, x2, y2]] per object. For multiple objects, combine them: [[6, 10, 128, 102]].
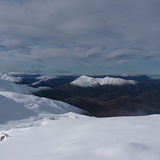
[[0, 0, 160, 76]]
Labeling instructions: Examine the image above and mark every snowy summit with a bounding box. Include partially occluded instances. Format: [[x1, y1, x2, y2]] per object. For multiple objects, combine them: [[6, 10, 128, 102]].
[[70, 75, 137, 87]]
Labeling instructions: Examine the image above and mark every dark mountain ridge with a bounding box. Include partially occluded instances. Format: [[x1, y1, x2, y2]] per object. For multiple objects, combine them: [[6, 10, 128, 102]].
[[34, 80, 160, 117]]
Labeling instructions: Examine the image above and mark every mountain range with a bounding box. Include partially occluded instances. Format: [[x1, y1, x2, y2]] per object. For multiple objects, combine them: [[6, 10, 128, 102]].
[[1, 73, 160, 160], [33, 75, 160, 117], [1, 72, 160, 117]]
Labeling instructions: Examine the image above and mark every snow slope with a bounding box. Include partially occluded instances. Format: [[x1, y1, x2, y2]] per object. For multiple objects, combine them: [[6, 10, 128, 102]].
[[0, 94, 37, 124], [0, 77, 83, 124], [0, 79, 50, 94], [32, 75, 58, 86], [0, 91, 83, 124], [0, 79, 31, 93], [0, 91, 83, 119], [0, 114, 160, 160], [0, 73, 22, 82], [70, 75, 137, 87]]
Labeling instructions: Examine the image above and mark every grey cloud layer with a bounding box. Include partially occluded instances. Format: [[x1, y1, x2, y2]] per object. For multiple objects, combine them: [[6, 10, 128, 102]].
[[0, 0, 160, 73]]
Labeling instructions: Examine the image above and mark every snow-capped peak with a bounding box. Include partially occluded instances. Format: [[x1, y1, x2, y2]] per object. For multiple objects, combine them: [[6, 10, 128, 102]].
[[71, 75, 100, 87], [36, 75, 58, 81], [70, 75, 137, 87], [32, 75, 58, 86], [99, 77, 137, 86], [0, 73, 22, 82]]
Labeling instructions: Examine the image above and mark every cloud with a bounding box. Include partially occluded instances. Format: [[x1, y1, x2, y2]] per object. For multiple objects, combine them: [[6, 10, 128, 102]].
[[55, 70, 70, 74], [36, 58, 44, 63], [0, 39, 30, 49], [0, 64, 19, 72], [129, 47, 144, 51], [26, 69, 43, 74], [0, 0, 160, 74]]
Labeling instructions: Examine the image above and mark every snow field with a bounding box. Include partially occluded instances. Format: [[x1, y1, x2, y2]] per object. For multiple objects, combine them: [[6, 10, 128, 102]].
[[0, 115, 160, 160], [0, 91, 83, 124]]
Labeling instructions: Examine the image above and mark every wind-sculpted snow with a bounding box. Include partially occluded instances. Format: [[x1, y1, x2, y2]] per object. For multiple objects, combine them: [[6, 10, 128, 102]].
[[0, 115, 160, 160], [0, 91, 83, 124], [0, 91, 83, 115], [0, 79, 30, 93], [70, 75, 137, 87], [0, 94, 37, 124], [0, 73, 22, 82], [0, 79, 50, 94]]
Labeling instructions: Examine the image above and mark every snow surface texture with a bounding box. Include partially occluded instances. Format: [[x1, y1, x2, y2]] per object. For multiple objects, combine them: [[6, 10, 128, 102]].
[[32, 75, 58, 86], [0, 91, 83, 124], [0, 73, 22, 82], [71, 75, 137, 87], [0, 115, 160, 160], [0, 94, 37, 124], [0, 79, 50, 94]]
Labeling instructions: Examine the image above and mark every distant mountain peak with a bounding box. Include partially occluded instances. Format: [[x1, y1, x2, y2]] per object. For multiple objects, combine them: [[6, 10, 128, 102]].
[[32, 75, 58, 86], [36, 75, 58, 81], [70, 75, 137, 87]]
